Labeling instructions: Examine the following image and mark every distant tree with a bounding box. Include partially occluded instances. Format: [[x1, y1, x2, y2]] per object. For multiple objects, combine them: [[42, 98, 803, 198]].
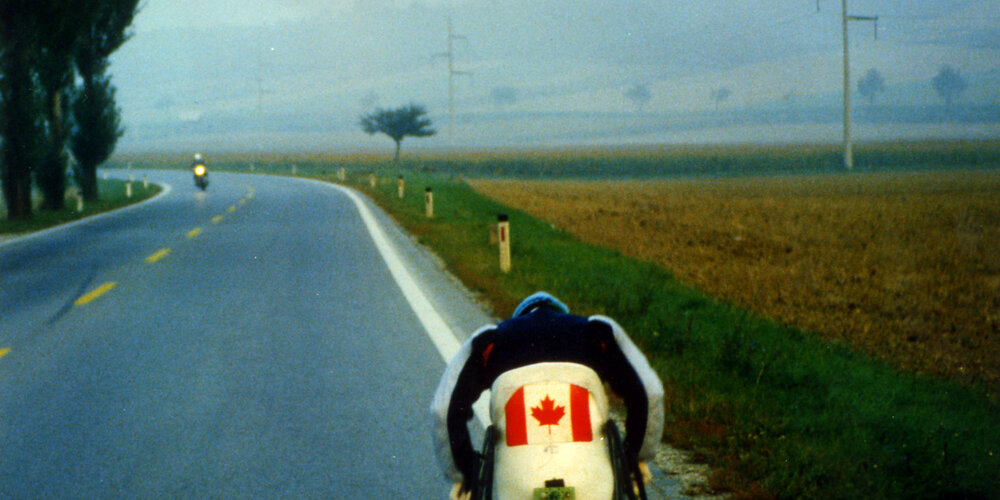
[[490, 86, 518, 108], [710, 87, 732, 110], [624, 83, 651, 113], [71, 0, 139, 201], [932, 65, 966, 109], [360, 91, 379, 112], [359, 104, 436, 162], [857, 68, 885, 107]]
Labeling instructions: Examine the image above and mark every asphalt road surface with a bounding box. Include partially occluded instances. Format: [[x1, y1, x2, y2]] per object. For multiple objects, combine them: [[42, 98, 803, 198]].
[[0, 170, 482, 497]]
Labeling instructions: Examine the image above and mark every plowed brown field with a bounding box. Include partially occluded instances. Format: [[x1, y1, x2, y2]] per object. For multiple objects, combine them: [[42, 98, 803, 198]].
[[470, 170, 1000, 386]]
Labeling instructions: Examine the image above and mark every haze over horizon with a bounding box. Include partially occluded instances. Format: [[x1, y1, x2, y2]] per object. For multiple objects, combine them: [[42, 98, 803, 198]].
[[109, 0, 1000, 154]]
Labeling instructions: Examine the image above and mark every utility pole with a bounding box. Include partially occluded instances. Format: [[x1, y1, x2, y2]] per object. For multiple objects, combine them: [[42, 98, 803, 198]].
[[434, 17, 471, 143], [827, 1, 877, 169]]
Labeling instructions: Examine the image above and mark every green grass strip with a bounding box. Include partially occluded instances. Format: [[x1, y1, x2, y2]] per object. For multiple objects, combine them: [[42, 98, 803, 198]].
[[333, 168, 998, 499], [1, 179, 161, 235]]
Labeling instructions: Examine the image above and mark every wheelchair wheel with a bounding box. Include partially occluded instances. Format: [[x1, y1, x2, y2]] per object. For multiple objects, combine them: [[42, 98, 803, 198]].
[[473, 425, 498, 500], [604, 421, 643, 500]]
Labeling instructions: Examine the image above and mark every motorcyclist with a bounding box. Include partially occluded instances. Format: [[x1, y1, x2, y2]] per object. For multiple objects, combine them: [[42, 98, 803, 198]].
[[431, 292, 664, 499], [191, 153, 208, 189], [191, 153, 207, 173]]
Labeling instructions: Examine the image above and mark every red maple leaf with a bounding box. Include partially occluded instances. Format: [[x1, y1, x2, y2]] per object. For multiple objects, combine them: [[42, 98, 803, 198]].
[[531, 395, 565, 431]]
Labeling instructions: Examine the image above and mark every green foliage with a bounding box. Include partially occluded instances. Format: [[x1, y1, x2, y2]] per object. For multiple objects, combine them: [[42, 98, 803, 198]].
[[932, 65, 966, 109], [359, 104, 436, 162], [70, 74, 123, 201], [0, 0, 137, 216], [0, 0, 48, 219], [858, 68, 885, 107], [35, 0, 89, 211], [69, 0, 137, 202]]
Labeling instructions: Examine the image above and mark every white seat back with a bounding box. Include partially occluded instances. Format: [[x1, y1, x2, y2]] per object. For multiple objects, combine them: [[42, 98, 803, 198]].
[[489, 362, 614, 500]]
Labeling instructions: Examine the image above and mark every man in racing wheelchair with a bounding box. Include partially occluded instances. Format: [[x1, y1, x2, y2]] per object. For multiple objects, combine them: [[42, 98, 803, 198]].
[[431, 292, 664, 499]]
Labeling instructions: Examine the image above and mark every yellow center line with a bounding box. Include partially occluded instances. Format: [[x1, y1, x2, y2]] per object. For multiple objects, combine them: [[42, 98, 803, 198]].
[[211, 215, 224, 224], [145, 248, 171, 263], [186, 227, 203, 239], [74, 282, 117, 306], [226, 205, 237, 213], [0, 347, 10, 359]]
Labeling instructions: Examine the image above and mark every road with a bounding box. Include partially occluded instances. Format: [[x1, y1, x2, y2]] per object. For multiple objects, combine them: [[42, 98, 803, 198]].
[[0, 170, 486, 497]]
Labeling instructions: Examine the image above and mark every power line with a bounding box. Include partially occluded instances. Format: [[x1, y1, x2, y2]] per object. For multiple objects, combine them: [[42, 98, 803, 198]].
[[433, 17, 471, 144]]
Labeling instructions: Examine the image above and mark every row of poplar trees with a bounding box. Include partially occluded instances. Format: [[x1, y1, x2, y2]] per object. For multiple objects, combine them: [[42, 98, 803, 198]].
[[0, 0, 139, 220]]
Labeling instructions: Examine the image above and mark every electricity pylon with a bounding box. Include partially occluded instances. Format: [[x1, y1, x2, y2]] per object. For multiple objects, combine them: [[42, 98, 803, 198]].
[[822, 1, 878, 169], [434, 17, 471, 143]]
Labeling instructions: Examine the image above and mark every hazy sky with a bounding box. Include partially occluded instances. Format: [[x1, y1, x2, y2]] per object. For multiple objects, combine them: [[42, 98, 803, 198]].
[[110, 0, 1000, 151]]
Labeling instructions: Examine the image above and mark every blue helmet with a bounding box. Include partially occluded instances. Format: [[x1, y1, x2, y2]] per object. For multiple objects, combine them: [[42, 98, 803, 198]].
[[512, 291, 569, 318]]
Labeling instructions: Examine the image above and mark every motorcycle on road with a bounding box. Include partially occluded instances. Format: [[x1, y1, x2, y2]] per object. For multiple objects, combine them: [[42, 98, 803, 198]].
[[470, 362, 647, 500], [192, 162, 209, 190]]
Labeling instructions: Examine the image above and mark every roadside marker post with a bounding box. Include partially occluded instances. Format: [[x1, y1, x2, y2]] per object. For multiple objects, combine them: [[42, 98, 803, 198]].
[[125, 181, 132, 198], [69, 187, 84, 212], [338, 167, 346, 181], [143, 175, 148, 189], [425, 187, 434, 218], [498, 213, 511, 273], [291, 164, 297, 176], [369, 173, 376, 188], [398, 176, 405, 199]]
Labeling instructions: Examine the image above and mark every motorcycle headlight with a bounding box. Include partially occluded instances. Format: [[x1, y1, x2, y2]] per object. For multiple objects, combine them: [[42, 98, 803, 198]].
[[194, 165, 206, 176]]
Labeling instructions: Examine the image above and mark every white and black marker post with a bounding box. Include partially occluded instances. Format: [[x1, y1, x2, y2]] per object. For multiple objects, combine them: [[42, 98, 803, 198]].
[[425, 187, 434, 218], [70, 187, 83, 212], [498, 213, 511, 273]]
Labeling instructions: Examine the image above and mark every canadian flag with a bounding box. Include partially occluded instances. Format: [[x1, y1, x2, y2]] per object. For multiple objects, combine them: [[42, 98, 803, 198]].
[[504, 382, 593, 446]]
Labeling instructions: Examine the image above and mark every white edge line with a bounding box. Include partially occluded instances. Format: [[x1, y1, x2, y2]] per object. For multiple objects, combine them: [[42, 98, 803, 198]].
[[0, 181, 173, 250], [310, 179, 491, 427]]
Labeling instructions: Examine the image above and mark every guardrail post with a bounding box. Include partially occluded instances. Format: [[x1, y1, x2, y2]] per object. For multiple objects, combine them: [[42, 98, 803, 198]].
[[425, 187, 434, 218], [498, 213, 511, 273]]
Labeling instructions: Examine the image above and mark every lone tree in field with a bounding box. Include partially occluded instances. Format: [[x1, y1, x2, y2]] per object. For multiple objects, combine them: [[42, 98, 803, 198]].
[[624, 83, 651, 113], [710, 87, 732, 111], [858, 68, 885, 108], [490, 86, 518, 108], [359, 104, 436, 162], [932, 65, 966, 110]]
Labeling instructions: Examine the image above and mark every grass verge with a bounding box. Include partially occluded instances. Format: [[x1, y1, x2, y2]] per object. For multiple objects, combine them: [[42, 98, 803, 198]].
[[325, 167, 999, 499], [0, 179, 161, 236]]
